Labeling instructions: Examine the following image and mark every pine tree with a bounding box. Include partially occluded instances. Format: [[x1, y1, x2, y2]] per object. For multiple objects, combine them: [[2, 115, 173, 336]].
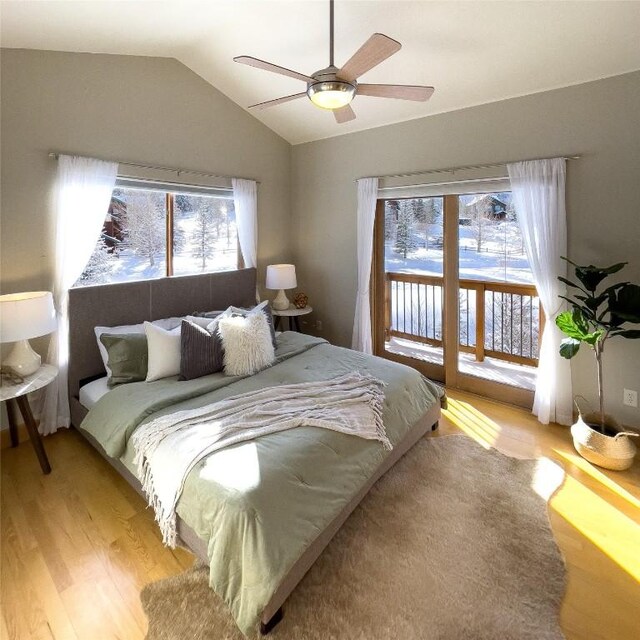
[[394, 200, 418, 258], [190, 197, 228, 269], [78, 238, 114, 285], [385, 200, 400, 242], [191, 205, 216, 270]]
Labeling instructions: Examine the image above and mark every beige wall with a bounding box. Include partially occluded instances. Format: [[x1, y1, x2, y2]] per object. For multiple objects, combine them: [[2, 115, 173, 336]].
[[0, 48, 291, 300], [291, 71, 640, 425]]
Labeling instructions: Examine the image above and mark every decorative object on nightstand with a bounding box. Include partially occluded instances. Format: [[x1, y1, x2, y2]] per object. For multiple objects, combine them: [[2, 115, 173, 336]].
[[0, 364, 57, 474], [0, 291, 56, 376], [266, 264, 297, 311], [272, 306, 313, 332], [293, 292, 308, 309]]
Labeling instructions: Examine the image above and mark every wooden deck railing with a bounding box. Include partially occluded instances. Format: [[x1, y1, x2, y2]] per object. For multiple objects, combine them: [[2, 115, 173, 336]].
[[385, 272, 543, 366]]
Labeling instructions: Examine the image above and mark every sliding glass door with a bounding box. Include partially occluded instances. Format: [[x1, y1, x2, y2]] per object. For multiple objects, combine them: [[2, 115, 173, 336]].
[[373, 191, 538, 408], [373, 197, 445, 382]]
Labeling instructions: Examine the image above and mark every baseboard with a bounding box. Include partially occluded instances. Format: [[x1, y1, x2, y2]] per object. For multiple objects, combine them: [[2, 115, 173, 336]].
[[0, 423, 28, 449]]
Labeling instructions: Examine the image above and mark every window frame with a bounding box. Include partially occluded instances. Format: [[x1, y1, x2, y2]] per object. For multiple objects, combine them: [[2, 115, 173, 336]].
[[82, 179, 242, 285]]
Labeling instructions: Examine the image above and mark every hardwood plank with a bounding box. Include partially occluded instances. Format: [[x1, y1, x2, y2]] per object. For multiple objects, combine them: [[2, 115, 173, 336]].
[[22, 551, 78, 640], [21, 499, 74, 593]]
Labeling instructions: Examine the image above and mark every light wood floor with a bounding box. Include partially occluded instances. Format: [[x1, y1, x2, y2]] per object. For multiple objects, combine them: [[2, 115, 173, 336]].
[[1, 390, 639, 639]]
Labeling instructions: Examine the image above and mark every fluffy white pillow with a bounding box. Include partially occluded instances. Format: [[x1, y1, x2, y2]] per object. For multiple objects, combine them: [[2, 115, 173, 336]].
[[217, 310, 275, 376], [144, 322, 182, 382]]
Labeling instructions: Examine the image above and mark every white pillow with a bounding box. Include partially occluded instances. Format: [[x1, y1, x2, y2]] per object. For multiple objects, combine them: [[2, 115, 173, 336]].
[[144, 322, 182, 382], [218, 311, 275, 376], [94, 316, 188, 377]]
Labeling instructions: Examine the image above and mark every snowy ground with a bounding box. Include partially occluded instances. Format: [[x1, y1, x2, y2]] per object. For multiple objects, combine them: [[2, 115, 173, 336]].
[[385, 220, 539, 359], [386, 337, 537, 391], [385, 222, 534, 284], [77, 210, 237, 286]]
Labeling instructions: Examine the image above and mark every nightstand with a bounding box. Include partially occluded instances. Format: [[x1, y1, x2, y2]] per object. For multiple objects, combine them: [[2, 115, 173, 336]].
[[272, 306, 313, 332], [0, 364, 57, 474]]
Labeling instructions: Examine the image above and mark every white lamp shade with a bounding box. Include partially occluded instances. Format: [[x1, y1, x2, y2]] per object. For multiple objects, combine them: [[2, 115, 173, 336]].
[[0, 291, 57, 343], [266, 264, 297, 290]]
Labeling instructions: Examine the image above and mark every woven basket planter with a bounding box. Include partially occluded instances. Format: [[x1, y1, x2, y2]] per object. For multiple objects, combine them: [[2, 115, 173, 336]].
[[571, 413, 638, 471]]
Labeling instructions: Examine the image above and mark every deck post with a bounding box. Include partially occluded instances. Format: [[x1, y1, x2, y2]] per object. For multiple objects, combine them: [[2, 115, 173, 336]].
[[384, 274, 392, 341], [475, 283, 485, 362]]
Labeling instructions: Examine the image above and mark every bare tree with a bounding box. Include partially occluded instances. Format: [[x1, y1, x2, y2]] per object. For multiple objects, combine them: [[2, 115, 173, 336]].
[[467, 197, 491, 252], [124, 191, 166, 267]]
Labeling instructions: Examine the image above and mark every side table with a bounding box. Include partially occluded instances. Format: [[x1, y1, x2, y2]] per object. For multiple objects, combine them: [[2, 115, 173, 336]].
[[272, 306, 313, 332], [0, 364, 57, 474]]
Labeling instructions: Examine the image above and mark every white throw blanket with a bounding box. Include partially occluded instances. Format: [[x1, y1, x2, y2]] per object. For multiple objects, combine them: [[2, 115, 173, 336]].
[[132, 373, 390, 546]]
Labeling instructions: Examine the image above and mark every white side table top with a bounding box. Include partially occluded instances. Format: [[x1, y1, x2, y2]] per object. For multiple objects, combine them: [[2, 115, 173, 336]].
[[0, 364, 58, 402], [271, 306, 313, 317]]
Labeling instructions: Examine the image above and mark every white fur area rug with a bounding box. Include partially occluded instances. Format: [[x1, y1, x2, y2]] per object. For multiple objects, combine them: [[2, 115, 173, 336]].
[[141, 435, 566, 640]]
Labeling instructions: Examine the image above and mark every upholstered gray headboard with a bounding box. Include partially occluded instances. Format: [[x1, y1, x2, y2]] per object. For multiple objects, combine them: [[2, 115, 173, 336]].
[[67, 268, 256, 427]]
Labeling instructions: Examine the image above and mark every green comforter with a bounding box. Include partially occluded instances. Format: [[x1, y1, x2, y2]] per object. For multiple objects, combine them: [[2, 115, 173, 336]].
[[80, 333, 443, 635]]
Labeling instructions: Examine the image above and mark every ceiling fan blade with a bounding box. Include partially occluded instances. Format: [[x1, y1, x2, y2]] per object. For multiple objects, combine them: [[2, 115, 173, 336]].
[[357, 84, 435, 101], [337, 33, 402, 82], [234, 56, 315, 83], [248, 92, 307, 110], [333, 104, 356, 124]]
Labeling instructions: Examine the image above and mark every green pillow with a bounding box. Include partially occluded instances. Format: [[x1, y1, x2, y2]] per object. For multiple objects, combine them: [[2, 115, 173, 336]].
[[99, 333, 148, 387]]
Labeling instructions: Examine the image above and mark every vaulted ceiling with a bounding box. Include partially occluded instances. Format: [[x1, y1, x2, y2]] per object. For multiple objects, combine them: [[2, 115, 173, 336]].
[[2, 1, 639, 144]]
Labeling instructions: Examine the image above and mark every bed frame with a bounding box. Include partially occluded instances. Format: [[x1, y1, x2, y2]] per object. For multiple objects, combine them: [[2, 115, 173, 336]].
[[67, 268, 441, 633]]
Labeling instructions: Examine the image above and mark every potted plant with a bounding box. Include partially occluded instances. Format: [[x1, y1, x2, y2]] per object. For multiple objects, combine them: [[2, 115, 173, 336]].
[[556, 258, 640, 470]]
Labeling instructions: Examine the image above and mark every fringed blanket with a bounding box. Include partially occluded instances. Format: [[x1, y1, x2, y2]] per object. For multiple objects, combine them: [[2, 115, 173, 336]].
[[132, 373, 390, 546]]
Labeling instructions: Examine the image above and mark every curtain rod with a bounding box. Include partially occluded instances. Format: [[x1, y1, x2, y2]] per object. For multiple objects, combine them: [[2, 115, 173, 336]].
[[355, 155, 581, 182], [48, 151, 261, 185]]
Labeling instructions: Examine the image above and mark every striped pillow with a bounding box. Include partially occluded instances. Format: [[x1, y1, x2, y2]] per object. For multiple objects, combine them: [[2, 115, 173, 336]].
[[179, 320, 224, 381]]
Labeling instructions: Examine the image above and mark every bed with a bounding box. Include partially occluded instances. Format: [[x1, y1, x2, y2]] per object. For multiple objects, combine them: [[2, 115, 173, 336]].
[[68, 268, 444, 636]]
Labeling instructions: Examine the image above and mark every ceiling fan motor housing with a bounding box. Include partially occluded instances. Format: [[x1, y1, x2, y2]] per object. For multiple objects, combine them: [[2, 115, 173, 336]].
[[307, 66, 357, 110]]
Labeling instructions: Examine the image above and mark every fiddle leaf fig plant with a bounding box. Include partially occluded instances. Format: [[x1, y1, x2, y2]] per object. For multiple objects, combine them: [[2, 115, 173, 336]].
[[556, 257, 640, 432]]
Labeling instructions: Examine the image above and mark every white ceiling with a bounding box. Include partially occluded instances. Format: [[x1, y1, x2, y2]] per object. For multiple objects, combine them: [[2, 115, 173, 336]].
[[2, 1, 640, 145]]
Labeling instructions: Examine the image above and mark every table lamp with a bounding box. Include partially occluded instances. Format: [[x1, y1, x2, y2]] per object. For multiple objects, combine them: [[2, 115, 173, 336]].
[[0, 291, 56, 376], [266, 264, 297, 311]]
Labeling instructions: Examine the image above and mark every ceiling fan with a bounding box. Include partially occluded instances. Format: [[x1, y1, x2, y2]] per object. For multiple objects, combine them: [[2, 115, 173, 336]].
[[233, 0, 434, 124]]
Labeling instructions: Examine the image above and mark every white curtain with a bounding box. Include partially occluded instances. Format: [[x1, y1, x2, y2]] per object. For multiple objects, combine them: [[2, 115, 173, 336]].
[[232, 178, 259, 301], [351, 177, 379, 353], [38, 155, 118, 435], [233, 178, 258, 270], [507, 158, 572, 425]]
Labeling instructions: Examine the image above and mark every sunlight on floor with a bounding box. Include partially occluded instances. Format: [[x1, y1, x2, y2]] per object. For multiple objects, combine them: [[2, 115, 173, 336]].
[[553, 447, 640, 511], [551, 474, 640, 582], [531, 457, 565, 501], [443, 398, 502, 448]]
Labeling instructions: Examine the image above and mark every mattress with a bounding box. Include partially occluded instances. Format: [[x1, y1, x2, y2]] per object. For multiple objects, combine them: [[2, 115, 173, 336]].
[[79, 376, 110, 409]]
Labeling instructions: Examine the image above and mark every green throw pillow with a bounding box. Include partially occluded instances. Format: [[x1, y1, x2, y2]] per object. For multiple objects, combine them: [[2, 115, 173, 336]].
[[99, 333, 148, 387]]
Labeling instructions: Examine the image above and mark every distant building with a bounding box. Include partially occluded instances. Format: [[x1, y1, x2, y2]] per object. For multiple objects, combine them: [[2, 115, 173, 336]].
[[103, 195, 126, 250], [465, 194, 508, 220]]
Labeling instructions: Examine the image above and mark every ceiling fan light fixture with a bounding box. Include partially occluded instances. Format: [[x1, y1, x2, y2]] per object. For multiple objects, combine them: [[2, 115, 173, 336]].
[[307, 80, 356, 110]]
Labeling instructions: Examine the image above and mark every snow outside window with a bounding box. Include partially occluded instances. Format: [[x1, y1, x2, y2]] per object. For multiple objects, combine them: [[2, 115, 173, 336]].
[[75, 184, 237, 286]]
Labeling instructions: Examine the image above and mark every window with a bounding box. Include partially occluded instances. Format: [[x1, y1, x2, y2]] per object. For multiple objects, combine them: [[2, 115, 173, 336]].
[[457, 191, 532, 284], [77, 182, 238, 286]]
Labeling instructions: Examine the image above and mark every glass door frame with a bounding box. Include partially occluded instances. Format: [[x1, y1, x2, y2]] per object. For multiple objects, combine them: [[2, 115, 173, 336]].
[[372, 196, 534, 409]]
